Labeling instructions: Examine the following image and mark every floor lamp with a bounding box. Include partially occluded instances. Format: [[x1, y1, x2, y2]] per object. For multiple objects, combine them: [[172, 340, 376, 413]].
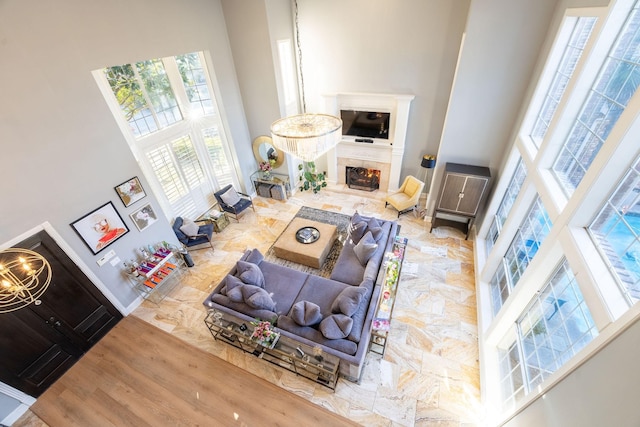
[[420, 155, 436, 193]]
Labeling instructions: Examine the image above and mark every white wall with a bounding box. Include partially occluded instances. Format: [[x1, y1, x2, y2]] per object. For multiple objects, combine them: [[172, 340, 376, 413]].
[[293, 0, 470, 179], [221, 0, 296, 178], [221, 0, 283, 139]]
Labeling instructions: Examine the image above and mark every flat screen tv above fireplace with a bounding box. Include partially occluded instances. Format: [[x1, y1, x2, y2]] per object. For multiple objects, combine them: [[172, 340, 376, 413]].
[[340, 110, 390, 140]]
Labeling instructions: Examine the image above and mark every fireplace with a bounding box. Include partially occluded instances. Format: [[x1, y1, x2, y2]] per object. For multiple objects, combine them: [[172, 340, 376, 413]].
[[346, 167, 380, 191], [323, 92, 415, 192]]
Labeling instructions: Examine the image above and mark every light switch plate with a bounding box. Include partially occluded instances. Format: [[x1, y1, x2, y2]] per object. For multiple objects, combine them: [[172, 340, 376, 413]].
[[96, 250, 116, 267]]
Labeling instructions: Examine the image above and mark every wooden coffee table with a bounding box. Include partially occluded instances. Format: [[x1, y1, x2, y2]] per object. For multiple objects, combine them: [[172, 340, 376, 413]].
[[273, 218, 337, 269]]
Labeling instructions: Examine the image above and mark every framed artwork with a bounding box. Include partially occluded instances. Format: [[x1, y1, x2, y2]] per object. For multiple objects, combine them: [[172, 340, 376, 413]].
[[114, 176, 146, 207], [130, 203, 159, 232], [71, 202, 129, 255]]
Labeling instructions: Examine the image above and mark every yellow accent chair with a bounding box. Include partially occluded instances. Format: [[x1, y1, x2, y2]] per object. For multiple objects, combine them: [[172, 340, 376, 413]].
[[384, 175, 425, 217]]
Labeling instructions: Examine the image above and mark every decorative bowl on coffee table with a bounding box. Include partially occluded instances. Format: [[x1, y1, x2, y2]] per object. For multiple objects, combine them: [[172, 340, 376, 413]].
[[296, 226, 320, 244]]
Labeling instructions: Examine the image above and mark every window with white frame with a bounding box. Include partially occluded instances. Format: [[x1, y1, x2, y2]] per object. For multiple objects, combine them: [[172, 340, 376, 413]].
[[530, 16, 597, 147], [499, 260, 598, 410], [97, 52, 238, 219], [104, 59, 182, 137], [490, 264, 510, 317], [553, 4, 640, 196], [490, 196, 553, 314], [589, 155, 640, 305], [479, 2, 640, 419], [277, 39, 298, 117], [498, 339, 525, 411], [486, 158, 528, 254]]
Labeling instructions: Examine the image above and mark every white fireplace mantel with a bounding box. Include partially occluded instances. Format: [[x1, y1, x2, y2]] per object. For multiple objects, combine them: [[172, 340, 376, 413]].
[[322, 92, 414, 192]]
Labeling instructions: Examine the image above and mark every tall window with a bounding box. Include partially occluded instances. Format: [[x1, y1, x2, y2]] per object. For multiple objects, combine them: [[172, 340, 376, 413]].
[[97, 52, 238, 219], [490, 196, 553, 314], [104, 59, 182, 137], [480, 2, 640, 419], [486, 159, 528, 253], [277, 39, 299, 117], [530, 17, 597, 147], [553, 5, 640, 196], [177, 52, 215, 118], [499, 260, 598, 410], [490, 265, 509, 317], [589, 155, 640, 305]]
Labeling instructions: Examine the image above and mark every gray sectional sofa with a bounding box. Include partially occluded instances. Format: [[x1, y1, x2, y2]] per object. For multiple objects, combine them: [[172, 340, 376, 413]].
[[203, 212, 399, 381]]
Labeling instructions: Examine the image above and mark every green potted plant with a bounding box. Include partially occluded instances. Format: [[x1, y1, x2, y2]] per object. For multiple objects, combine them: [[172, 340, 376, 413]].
[[298, 161, 327, 194]]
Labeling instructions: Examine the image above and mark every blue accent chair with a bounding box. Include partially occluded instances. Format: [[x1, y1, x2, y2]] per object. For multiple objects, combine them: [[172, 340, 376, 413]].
[[214, 185, 255, 221], [172, 217, 214, 251]]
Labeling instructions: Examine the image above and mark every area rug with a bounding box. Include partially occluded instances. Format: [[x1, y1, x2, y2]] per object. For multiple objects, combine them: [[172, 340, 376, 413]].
[[264, 206, 351, 278]]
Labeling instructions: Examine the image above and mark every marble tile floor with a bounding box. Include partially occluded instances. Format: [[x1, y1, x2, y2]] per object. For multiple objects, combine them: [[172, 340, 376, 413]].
[[15, 184, 483, 427]]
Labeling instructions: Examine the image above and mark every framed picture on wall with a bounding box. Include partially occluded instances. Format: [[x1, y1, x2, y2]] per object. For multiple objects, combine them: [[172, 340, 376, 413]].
[[114, 176, 146, 207], [130, 203, 159, 232], [71, 201, 129, 255]]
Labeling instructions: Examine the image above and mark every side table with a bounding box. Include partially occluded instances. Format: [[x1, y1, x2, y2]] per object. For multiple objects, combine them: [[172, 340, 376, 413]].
[[209, 213, 229, 233], [197, 204, 229, 233], [250, 171, 291, 201]]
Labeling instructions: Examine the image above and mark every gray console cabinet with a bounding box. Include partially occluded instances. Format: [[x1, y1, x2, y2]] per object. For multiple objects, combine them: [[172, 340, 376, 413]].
[[430, 162, 491, 239]]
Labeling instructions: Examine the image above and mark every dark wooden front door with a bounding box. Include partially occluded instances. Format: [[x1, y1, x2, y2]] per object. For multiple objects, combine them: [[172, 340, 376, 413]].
[[0, 230, 122, 397]]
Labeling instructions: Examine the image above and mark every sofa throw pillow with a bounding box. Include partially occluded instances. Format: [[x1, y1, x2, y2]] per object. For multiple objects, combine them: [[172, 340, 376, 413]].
[[240, 285, 276, 311], [319, 314, 353, 339], [353, 231, 378, 265], [291, 300, 323, 326], [220, 187, 241, 207], [227, 285, 244, 303], [368, 225, 384, 242], [179, 218, 199, 237], [220, 274, 244, 295], [366, 216, 381, 230], [348, 212, 367, 244], [331, 286, 367, 317], [236, 260, 265, 288]]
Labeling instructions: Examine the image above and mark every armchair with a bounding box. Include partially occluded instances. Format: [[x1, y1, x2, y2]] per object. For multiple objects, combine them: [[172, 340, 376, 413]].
[[172, 217, 214, 251], [214, 185, 255, 221], [384, 175, 425, 217]]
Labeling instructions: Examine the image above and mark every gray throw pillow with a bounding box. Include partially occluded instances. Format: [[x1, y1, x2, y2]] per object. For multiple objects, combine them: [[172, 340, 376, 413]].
[[348, 213, 368, 244], [319, 314, 353, 339], [221, 274, 244, 295], [179, 218, 199, 237], [227, 285, 244, 303], [353, 231, 378, 265], [291, 300, 323, 326], [236, 260, 265, 288], [331, 286, 367, 316], [240, 285, 276, 311], [368, 225, 384, 242], [220, 187, 241, 206], [366, 216, 381, 230]]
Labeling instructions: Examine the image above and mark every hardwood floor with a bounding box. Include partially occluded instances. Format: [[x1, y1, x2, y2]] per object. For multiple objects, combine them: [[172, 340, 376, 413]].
[[28, 316, 357, 427]]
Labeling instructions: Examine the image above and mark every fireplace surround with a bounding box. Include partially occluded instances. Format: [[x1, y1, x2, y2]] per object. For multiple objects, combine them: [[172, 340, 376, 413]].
[[323, 93, 414, 192]]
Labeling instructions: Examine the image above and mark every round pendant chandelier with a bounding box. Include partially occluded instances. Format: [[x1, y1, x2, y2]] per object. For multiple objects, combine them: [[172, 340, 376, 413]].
[[0, 248, 52, 313], [271, 113, 342, 162]]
